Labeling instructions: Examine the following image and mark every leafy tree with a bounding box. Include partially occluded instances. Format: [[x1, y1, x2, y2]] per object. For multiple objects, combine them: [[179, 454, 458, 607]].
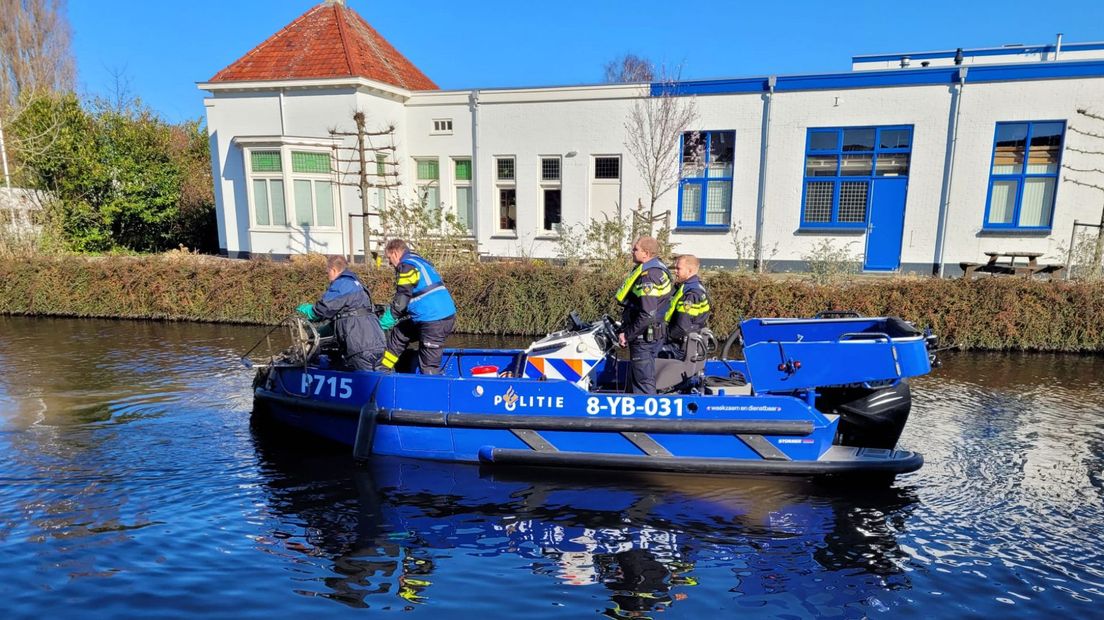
[[11, 92, 216, 252]]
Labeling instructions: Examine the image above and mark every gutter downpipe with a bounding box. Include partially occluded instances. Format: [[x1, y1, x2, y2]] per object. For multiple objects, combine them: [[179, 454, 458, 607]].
[[469, 89, 481, 254], [754, 76, 777, 273], [935, 67, 967, 277]]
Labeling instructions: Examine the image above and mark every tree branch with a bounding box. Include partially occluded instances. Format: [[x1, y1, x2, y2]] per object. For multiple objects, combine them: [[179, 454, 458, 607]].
[[1069, 125, 1104, 141], [1064, 176, 1104, 192]]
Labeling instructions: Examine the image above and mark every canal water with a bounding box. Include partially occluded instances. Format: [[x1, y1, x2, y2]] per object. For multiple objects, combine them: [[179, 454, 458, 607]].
[[0, 316, 1101, 618]]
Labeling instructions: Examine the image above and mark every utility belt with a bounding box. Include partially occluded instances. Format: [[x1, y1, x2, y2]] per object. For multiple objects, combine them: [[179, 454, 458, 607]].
[[335, 309, 363, 319], [634, 322, 667, 343]]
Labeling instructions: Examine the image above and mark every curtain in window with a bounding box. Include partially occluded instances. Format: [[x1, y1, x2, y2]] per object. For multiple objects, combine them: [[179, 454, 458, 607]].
[[294, 180, 314, 226], [456, 187, 472, 230], [680, 183, 702, 223], [270, 180, 286, 226], [1019, 178, 1055, 227], [252, 180, 270, 226], [987, 180, 1018, 224], [705, 181, 730, 225], [314, 181, 334, 227], [420, 186, 440, 210]]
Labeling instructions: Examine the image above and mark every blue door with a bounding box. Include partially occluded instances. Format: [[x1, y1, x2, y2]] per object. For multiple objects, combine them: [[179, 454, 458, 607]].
[[863, 178, 908, 271]]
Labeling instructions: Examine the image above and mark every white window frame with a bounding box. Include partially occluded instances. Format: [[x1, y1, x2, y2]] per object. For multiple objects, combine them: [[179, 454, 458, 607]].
[[432, 118, 454, 135], [495, 156, 517, 236], [413, 157, 441, 213], [453, 157, 473, 233], [239, 138, 339, 231], [246, 148, 287, 230], [289, 150, 337, 229], [538, 155, 562, 236]]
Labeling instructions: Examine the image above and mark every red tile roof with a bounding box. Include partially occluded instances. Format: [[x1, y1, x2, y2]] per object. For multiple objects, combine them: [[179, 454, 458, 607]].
[[209, 1, 437, 91]]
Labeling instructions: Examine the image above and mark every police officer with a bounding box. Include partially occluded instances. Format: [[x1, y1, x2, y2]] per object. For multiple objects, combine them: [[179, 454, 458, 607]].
[[297, 255, 385, 371], [615, 236, 673, 394], [378, 238, 457, 374], [664, 254, 711, 358]]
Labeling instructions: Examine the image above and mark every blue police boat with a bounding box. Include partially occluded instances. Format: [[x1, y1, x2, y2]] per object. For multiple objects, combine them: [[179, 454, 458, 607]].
[[246, 312, 937, 479]]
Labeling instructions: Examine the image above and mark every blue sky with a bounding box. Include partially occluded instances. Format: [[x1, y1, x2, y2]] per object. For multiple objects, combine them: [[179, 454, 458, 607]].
[[69, 0, 1104, 124]]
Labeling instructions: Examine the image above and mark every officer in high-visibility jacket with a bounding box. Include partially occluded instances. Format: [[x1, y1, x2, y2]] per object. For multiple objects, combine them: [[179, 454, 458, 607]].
[[377, 238, 457, 374], [664, 254, 711, 359], [615, 236, 673, 394]]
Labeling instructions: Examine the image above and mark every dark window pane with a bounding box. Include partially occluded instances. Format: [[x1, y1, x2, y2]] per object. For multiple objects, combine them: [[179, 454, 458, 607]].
[[499, 188, 516, 230], [682, 132, 705, 177], [708, 131, 735, 177], [541, 157, 560, 181], [496, 158, 515, 181], [809, 130, 838, 151], [1030, 122, 1064, 146], [543, 189, 561, 231], [993, 124, 1027, 175], [842, 128, 876, 151], [879, 128, 911, 149], [595, 157, 620, 179]]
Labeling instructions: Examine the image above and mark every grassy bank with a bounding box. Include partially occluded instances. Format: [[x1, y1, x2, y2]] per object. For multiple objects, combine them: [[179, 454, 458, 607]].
[[1, 253, 1102, 352]]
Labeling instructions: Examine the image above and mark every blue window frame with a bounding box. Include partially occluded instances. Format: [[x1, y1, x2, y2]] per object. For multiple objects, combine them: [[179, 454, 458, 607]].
[[800, 125, 912, 229], [983, 121, 1065, 230], [678, 130, 734, 227]]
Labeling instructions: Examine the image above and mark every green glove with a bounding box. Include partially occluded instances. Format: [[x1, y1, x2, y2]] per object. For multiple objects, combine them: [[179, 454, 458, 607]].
[[379, 307, 397, 331], [296, 302, 319, 321]]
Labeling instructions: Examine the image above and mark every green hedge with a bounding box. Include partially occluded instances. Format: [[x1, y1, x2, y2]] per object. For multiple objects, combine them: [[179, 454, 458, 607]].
[[1, 254, 1102, 351]]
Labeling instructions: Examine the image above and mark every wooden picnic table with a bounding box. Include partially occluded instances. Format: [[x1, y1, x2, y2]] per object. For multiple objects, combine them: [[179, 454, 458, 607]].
[[961, 251, 1063, 278]]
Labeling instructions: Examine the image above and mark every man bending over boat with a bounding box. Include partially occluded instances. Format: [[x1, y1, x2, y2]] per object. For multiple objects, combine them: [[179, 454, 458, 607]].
[[615, 236, 673, 394], [297, 256, 385, 371], [662, 254, 711, 360], [378, 239, 457, 375]]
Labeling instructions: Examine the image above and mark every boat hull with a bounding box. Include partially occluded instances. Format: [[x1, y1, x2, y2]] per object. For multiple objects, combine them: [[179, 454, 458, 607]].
[[253, 367, 923, 478]]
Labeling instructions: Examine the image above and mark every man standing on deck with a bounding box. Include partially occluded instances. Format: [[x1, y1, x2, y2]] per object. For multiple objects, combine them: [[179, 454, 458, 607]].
[[297, 256, 385, 371], [663, 254, 711, 359], [378, 239, 457, 374], [615, 236, 673, 394]]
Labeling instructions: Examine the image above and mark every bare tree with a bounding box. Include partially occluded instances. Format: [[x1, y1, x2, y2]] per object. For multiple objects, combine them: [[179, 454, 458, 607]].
[[623, 68, 698, 234], [1062, 108, 1104, 275], [0, 0, 75, 111], [329, 111, 400, 263], [604, 54, 655, 83]]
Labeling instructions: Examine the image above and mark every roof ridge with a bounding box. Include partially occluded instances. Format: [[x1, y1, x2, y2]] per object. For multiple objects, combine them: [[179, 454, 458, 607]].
[[332, 3, 355, 77], [345, 9, 406, 88], [208, 2, 437, 90]]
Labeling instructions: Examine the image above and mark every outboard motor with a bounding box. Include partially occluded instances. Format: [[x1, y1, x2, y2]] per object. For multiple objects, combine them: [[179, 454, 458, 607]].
[[521, 314, 617, 391], [817, 382, 913, 450]]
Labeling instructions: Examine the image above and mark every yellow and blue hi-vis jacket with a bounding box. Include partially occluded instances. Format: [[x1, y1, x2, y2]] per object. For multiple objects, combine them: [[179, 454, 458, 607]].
[[615, 257, 673, 341], [665, 274, 711, 342], [390, 251, 457, 323]]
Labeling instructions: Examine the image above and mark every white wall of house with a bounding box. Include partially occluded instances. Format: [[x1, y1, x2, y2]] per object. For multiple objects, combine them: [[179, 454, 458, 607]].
[[203, 62, 1104, 274]]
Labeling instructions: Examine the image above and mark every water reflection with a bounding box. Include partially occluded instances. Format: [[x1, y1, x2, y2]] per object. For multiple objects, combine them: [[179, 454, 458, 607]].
[[251, 423, 919, 615]]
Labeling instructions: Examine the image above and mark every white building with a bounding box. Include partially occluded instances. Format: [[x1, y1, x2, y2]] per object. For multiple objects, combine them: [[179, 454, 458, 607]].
[[199, 0, 1104, 275]]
